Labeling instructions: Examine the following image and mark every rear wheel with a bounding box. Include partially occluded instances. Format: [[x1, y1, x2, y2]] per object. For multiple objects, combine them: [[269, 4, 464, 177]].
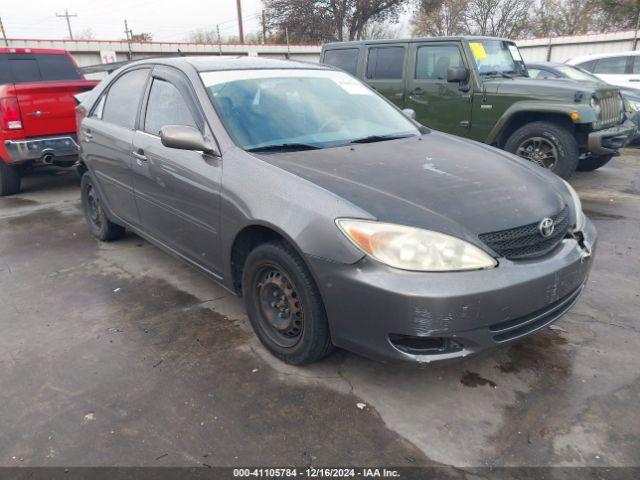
[[577, 154, 614, 172], [80, 172, 125, 241], [242, 240, 334, 365], [504, 121, 579, 179], [0, 161, 21, 196]]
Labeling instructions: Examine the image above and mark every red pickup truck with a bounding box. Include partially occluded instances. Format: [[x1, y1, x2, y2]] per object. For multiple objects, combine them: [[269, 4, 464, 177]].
[[0, 47, 98, 196]]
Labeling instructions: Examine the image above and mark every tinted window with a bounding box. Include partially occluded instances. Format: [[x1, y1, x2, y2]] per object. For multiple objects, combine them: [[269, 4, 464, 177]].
[[593, 56, 628, 74], [577, 60, 596, 72], [144, 79, 197, 135], [102, 69, 149, 129], [323, 49, 359, 75], [533, 68, 560, 79], [632, 57, 640, 74], [36, 54, 81, 81], [8, 58, 41, 83], [416, 45, 464, 80], [366, 47, 405, 79]]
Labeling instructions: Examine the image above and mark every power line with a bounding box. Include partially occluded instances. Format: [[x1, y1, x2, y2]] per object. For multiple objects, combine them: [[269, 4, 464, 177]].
[[55, 9, 77, 40], [0, 16, 8, 46]]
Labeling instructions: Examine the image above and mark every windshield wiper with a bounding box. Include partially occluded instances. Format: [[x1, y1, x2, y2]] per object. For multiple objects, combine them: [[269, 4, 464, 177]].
[[481, 70, 513, 79], [348, 133, 416, 145], [246, 143, 322, 153]]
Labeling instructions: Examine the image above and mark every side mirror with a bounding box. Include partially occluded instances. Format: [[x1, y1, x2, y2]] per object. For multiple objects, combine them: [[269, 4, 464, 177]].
[[160, 125, 218, 155], [402, 108, 416, 120], [447, 67, 469, 83]]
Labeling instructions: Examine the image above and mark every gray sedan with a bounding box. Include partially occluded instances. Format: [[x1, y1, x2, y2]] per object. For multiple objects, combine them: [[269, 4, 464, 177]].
[[76, 56, 596, 365]]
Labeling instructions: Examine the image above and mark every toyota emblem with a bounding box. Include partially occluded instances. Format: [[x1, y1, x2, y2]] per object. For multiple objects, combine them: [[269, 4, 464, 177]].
[[539, 217, 555, 238]]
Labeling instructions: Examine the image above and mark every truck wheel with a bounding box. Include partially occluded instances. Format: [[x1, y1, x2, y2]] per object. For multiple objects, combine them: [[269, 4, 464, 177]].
[[80, 172, 125, 241], [0, 161, 21, 196], [504, 121, 579, 179], [242, 240, 334, 365], [577, 154, 614, 172]]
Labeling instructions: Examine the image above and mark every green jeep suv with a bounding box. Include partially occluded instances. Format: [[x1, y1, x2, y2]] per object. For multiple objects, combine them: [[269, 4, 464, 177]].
[[321, 36, 636, 178]]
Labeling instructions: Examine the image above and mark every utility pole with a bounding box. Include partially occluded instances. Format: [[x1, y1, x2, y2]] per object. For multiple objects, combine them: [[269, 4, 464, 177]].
[[285, 27, 290, 59], [216, 24, 222, 55], [236, 0, 244, 44], [261, 10, 267, 44], [124, 20, 133, 60], [56, 9, 77, 40], [0, 17, 8, 47]]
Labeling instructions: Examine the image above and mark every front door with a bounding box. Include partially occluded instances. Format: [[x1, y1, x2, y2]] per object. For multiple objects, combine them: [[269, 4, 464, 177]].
[[405, 42, 472, 137], [363, 44, 407, 108], [131, 67, 223, 275]]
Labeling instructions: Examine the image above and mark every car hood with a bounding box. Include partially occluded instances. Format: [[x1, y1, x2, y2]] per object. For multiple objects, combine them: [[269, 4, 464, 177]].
[[483, 77, 616, 98], [256, 132, 569, 245]]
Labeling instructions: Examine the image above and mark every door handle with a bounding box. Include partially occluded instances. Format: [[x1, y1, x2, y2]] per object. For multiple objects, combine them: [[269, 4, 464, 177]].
[[82, 129, 93, 142], [409, 87, 425, 96], [133, 150, 148, 162], [392, 92, 404, 99]]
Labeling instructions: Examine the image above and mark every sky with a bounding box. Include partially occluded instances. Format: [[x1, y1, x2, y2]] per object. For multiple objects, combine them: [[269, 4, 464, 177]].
[[1, 0, 265, 42]]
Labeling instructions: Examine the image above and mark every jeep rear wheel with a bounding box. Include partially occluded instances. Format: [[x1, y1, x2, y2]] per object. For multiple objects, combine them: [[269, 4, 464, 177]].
[[0, 161, 21, 196], [504, 121, 579, 179], [577, 154, 614, 172]]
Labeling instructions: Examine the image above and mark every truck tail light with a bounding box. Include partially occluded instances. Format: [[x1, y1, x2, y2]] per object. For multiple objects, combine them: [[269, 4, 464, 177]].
[[0, 97, 23, 130]]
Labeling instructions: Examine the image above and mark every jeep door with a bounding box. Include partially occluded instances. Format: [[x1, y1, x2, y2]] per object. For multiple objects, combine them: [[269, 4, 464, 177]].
[[81, 67, 150, 225], [405, 42, 472, 137], [363, 44, 407, 108], [130, 66, 223, 275]]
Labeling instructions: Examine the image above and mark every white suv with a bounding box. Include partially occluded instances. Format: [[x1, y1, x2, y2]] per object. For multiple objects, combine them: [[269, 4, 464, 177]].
[[566, 51, 640, 90]]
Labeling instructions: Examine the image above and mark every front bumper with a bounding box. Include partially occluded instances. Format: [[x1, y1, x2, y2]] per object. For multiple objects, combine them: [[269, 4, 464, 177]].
[[307, 218, 597, 364], [4, 135, 79, 164], [588, 118, 637, 155]]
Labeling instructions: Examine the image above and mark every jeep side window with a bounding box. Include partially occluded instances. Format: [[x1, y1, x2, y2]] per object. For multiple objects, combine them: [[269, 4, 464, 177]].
[[415, 45, 464, 80], [366, 47, 405, 80], [323, 49, 359, 76], [592, 56, 627, 74]]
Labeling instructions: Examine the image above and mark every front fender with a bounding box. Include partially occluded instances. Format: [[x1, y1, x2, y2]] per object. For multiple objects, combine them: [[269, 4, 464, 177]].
[[486, 101, 597, 145]]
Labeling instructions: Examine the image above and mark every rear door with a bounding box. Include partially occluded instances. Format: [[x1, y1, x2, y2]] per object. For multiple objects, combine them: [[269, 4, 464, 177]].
[[405, 42, 472, 136], [131, 66, 223, 274], [7, 53, 94, 136], [590, 55, 634, 89], [363, 44, 407, 108], [81, 67, 150, 226]]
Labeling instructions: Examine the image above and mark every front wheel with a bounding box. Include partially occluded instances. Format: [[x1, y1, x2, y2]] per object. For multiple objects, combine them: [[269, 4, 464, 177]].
[[0, 161, 21, 196], [577, 154, 614, 172], [242, 240, 334, 365], [504, 121, 579, 179]]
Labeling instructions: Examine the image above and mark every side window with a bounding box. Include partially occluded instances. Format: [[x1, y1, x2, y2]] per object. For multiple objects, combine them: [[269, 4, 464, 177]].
[[632, 57, 640, 74], [535, 69, 560, 79], [102, 69, 149, 129], [577, 60, 596, 72], [91, 95, 106, 119], [144, 79, 197, 135], [416, 45, 464, 80], [35, 54, 81, 81], [323, 49, 359, 76], [527, 68, 541, 78], [366, 47, 405, 80], [592, 56, 627, 74]]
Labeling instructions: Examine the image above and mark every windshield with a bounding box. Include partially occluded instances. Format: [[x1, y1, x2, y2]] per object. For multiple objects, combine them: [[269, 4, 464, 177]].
[[557, 65, 605, 84], [200, 69, 419, 151], [469, 40, 527, 77]]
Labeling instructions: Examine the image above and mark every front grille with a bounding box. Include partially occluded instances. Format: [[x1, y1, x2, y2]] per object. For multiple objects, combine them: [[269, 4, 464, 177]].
[[595, 91, 624, 128], [478, 206, 570, 260]]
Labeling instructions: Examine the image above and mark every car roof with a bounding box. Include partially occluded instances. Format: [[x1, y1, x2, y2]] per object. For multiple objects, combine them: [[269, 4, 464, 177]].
[[0, 47, 70, 55], [323, 35, 512, 49], [133, 55, 332, 72], [567, 50, 640, 64], [527, 61, 565, 68]]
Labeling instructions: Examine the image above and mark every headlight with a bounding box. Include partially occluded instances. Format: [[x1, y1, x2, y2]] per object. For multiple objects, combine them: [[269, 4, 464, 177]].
[[336, 219, 497, 272], [590, 96, 601, 117], [628, 100, 640, 112], [561, 180, 585, 232]]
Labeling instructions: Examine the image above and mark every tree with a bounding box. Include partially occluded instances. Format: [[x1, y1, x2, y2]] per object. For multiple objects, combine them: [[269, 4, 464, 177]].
[[76, 28, 96, 40], [464, 0, 530, 38], [130, 32, 153, 42], [411, 0, 468, 36], [263, 0, 409, 43]]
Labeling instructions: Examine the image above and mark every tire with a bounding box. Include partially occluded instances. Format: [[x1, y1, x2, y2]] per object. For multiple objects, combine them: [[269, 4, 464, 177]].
[[577, 154, 614, 172], [0, 161, 21, 196], [80, 172, 125, 241], [242, 240, 334, 365], [504, 121, 579, 179]]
